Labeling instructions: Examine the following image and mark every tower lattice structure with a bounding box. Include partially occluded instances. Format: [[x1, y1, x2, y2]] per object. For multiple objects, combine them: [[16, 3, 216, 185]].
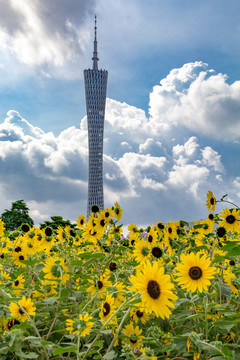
[[84, 16, 108, 218]]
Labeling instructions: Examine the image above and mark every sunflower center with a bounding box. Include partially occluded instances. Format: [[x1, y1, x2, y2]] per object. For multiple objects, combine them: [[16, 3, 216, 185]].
[[141, 247, 150, 256], [80, 219, 84, 225], [208, 214, 214, 220], [97, 280, 103, 289], [22, 224, 30, 232], [103, 302, 110, 316], [147, 280, 161, 299], [189, 266, 202, 280], [100, 219, 105, 227], [136, 310, 143, 318], [168, 227, 172, 234], [14, 246, 22, 253], [45, 227, 52, 236], [130, 334, 137, 344], [7, 319, 20, 330], [19, 255, 24, 260], [14, 280, 19, 286], [109, 262, 117, 271], [91, 205, 99, 213], [105, 212, 110, 218], [148, 235, 153, 243], [152, 247, 162, 258], [157, 223, 164, 230], [19, 306, 26, 315], [229, 260, 235, 266], [51, 265, 61, 278], [217, 227, 226, 237], [226, 215, 235, 224], [210, 197, 215, 205]]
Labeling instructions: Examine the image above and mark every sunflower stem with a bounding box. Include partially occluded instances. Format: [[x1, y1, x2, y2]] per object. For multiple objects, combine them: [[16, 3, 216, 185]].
[[106, 307, 131, 353], [17, 302, 50, 360], [81, 296, 135, 360], [204, 297, 208, 341], [218, 199, 240, 209]]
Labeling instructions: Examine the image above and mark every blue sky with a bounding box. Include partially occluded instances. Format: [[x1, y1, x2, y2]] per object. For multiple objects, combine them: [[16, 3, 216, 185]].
[[0, 0, 240, 228]]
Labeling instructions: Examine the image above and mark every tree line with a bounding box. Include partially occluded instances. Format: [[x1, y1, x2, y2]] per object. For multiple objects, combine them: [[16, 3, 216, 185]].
[[0, 200, 76, 232]]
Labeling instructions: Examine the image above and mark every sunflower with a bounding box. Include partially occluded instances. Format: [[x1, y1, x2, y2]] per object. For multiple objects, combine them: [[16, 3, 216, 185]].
[[113, 202, 123, 221], [12, 274, 25, 295], [9, 296, 36, 322], [77, 214, 86, 229], [128, 223, 138, 234], [129, 232, 140, 247], [146, 227, 158, 246], [66, 313, 93, 337], [129, 261, 177, 319], [154, 221, 165, 234], [108, 225, 123, 239], [123, 323, 144, 349], [12, 252, 27, 268], [130, 306, 149, 325], [219, 208, 240, 233], [87, 275, 111, 299], [206, 191, 216, 212], [99, 293, 116, 324], [195, 219, 214, 236], [42, 257, 70, 285], [223, 270, 239, 295], [113, 281, 126, 307], [4, 318, 20, 332], [175, 252, 216, 293], [100, 208, 115, 222], [95, 213, 108, 232], [133, 239, 151, 264]]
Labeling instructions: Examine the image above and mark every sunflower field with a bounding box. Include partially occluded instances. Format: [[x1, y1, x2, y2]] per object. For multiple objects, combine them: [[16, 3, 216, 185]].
[[0, 192, 240, 360]]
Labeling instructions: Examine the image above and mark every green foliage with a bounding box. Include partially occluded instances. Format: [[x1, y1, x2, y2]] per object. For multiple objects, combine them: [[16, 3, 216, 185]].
[[0, 200, 34, 231], [40, 215, 76, 231], [0, 194, 240, 359]]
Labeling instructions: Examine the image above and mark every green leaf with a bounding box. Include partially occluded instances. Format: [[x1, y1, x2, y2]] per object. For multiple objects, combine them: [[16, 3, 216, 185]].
[[53, 346, 78, 356], [35, 263, 45, 271], [227, 247, 240, 256], [41, 298, 58, 304], [15, 351, 39, 359], [103, 350, 116, 359], [100, 329, 112, 335]]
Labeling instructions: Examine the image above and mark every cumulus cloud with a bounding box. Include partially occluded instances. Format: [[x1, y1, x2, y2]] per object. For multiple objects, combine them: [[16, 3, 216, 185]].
[[149, 61, 240, 140], [0, 0, 95, 69], [167, 164, 209, 198], [199, 146, 224, 173], [172, 136, 199, 166], [0, 94, 237, 226], [139, 138, 162, 154]]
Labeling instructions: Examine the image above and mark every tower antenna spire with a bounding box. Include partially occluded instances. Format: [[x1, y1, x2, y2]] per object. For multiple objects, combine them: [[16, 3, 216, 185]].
[[92, 14, 99, 70], [95, 14, 97, 40]]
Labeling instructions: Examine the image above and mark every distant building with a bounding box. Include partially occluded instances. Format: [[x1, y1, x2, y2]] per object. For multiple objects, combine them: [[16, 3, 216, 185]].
[[84, 16, 108, 218]]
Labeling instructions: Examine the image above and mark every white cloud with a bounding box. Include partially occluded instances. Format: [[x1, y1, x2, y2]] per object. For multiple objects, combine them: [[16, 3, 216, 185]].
[[167, 164, 209, 197], [0, 0, 95, 71], [141, 177, 166, 191], [0, 95, 237, 227], [149, 62, 240, 140], [139, 138, 162, 154], [172, 136, 199, 165], [199, 146, 224, 173]]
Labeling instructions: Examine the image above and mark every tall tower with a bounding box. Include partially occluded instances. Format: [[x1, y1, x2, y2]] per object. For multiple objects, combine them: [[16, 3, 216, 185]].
[[84, 16, 108, 218]]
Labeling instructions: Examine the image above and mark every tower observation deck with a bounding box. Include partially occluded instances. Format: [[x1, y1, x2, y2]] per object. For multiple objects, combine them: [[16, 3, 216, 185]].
[[84, 16, 108, 218]]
